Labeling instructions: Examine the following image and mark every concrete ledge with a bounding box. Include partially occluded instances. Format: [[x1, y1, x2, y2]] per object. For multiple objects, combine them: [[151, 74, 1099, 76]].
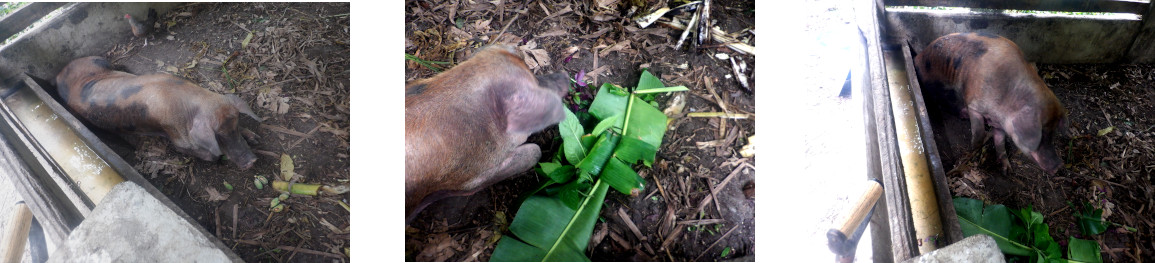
[[903, 234, 1005, 263], [47, 182, 237, 262]]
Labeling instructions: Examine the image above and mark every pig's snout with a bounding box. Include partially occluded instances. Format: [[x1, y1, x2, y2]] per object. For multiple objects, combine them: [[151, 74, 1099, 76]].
[[1030, 148, 1062, 175], [234, 153, 256, 170], [536, 72, 572, 97], [219, 129, 258, 170]]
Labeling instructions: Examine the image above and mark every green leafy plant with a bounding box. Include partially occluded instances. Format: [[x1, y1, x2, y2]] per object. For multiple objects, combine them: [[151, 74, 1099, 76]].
[[1072, 201, 1136, 236], [954, 197, 1102, 263], [490, 70, 687, 261]]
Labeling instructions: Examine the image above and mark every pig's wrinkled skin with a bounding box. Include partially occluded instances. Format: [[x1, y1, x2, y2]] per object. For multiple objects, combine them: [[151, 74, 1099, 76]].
[[406, 45, 570, 222], [915, 32, 1068, 175], [55, 56, 261, 169]]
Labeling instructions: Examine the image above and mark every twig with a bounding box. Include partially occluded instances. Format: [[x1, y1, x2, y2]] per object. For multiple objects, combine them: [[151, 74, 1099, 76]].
[[232, 204, 239, 240], [687, 112, 751, 119], [692, 225, 738, 261], [696, 162, 752, 212], [489, 11, 521, 45], [286, 239, 306, 262], [729, 57, 750, 91], [231, 239, 345, 259], [618, 208, 647, 241], [261, 124, 313, 138], [703, 77, 730, 114], [659, 225, 683, 251], [696, 0, 711, 47], [1047, 205, 1068, 218], [706, 178, 722, 218], [592, 46, 600, 84], [703, 78, 729, 138], [653, 170, 671, 205], [288, 125, 322, 150], [214, 208, 222, 237], [674, 8, 700, 49], [678, 219, 725, 225]]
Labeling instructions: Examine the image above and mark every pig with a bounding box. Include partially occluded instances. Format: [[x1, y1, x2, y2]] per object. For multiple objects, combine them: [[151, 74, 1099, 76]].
[[406, 45, 570, 222], [914, 32, 1067, 175], [54, 56, 261, 169]]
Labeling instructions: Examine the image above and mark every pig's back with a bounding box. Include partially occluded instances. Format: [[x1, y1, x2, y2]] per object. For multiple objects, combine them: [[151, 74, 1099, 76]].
[[915, 32, 1020, 89]]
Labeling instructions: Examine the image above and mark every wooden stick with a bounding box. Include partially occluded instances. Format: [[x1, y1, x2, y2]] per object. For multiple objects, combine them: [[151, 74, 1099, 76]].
[[831, 180, 884, 241], [696, 163, 751, 212], [489, 11, 521, 45], [618, 208, 646, 241], [2, 202, 34, 263]]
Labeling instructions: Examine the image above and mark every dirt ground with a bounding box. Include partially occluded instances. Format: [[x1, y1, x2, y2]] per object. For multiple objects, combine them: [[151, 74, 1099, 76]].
[[403, 0, 755, 261], [64, 3, 351, 262], [929, 61, 1155, 261]]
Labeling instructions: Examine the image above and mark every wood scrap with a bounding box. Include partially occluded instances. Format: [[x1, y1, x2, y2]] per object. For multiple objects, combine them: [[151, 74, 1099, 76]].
[[617, 208, 647, 241]]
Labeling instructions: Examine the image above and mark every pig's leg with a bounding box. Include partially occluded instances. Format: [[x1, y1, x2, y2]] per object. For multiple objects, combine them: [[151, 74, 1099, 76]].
[[968, 110, 988, 151], [992, 129, 1011, 175]]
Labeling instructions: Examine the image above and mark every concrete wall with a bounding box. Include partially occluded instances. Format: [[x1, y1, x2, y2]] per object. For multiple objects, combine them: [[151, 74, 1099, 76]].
[[0, 2, 181, 89], [887, 10, 1140, 64]]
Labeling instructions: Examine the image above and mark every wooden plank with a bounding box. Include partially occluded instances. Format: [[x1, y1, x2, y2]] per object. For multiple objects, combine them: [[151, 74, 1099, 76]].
[[854, 18, 897, 263], [900, 42, 965, 247], [0, 2, 67, 41], [884, 0, 1147, 14], [888, 10, 1140, 63], [857, 0, 918, 261], [1126, 2, 1155, 63]]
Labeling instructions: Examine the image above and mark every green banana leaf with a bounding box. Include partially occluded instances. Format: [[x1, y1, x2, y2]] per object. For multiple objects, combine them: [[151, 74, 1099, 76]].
[[493, 70, 679, 262], [576, 131, 622, 177], [1075, 203, 1107, 236], [560, 108, 588, 165], [1067, 237, 1102, 263], [601, 157, 645, 196], [490, 181, 610, 261], [614, 135, 658, 167], [954, 198, 1034, 256]]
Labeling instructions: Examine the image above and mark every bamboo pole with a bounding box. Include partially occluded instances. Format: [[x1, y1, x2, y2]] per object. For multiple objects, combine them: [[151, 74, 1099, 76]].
[[887, 60, 943, 254]]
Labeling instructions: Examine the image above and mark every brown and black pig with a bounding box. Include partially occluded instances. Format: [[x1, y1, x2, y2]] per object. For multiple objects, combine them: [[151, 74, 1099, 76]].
[[406, 45, 570, 222], [55, 56, 261, 169], [915, 32, 1067, 175]]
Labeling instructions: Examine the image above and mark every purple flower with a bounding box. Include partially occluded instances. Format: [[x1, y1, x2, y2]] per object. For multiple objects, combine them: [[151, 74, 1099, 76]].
[[575, 70, 587, 87]]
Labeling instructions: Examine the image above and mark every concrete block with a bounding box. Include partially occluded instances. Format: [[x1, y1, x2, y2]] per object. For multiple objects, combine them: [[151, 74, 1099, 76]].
[[48, 182, 238, 263], [904, 234, 1005, 263]]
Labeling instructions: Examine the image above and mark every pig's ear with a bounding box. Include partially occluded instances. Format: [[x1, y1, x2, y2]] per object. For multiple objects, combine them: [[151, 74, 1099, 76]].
[[225, 94, 262, 122], [505, 88, 565, 134], [191, 116, 223, 158], [1007, 109, 1043, 151]]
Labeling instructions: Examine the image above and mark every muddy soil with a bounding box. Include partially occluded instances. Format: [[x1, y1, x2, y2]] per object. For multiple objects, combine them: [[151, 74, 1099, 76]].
[[404, 0, 755, 261], [68, 3, 350, 262], [929, 63, 1155, 262]]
